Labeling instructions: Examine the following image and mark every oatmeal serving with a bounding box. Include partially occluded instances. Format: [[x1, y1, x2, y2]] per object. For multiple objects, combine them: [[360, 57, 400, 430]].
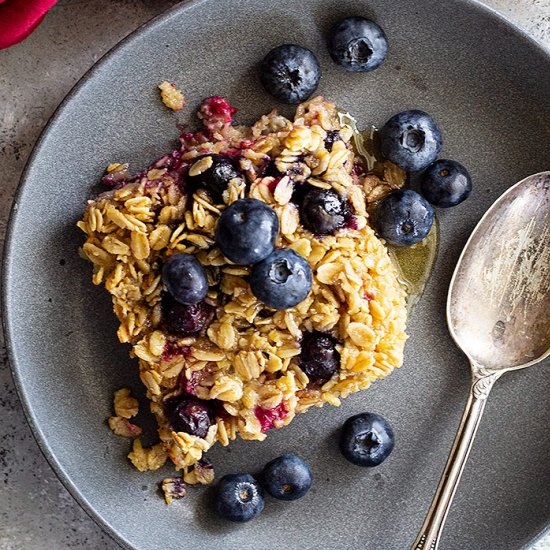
[[77, 95, 407, 483]]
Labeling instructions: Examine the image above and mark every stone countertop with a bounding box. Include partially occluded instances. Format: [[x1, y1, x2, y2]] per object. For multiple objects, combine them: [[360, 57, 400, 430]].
[[0, 1, 548, 549]]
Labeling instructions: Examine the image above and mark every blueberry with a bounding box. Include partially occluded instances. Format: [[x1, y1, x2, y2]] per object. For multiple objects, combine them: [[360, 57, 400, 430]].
[[162, 253, 208, 305], [162, 296, 214, 337], [375, 189, 434, 246], [300, 188, 348, 235], [328, 16, 388, 73], [250, 248, 312, 309], [214, 473, 265, 522], [164, 394, 213, 438], [261, 454, 313, 501], [260, 44, 321, 104], [187, 154, 241, 201], [216, 198, 279, 265], [339, 412, 395, 467], [379, 110, 442, 172], [420, 159, 472, 207], [299, 331, 340, 384], [324, 130, 341, 152]]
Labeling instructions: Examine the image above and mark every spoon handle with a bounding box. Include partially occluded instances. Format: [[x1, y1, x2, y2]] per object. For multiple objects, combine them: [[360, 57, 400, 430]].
[[411, 368, 502, 550]]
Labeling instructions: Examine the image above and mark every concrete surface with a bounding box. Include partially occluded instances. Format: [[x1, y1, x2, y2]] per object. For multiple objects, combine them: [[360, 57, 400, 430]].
[[0, 0, 548, 548]]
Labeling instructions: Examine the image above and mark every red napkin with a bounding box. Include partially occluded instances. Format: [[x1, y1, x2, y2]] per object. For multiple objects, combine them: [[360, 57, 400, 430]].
[[0, 0, 58, 49]]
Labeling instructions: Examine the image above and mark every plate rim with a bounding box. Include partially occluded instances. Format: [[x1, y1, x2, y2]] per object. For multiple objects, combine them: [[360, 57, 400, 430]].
[[2, 1, 549, 548]]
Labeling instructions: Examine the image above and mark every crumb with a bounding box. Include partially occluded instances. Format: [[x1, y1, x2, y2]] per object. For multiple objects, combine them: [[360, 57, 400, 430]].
[[128, 440, 168, 472], [107, 416, 142, 437], [183, 458, 215, 485], [113, 387, 139, 418], [161, 476, 186, 504], [159, 81, 186, 111]]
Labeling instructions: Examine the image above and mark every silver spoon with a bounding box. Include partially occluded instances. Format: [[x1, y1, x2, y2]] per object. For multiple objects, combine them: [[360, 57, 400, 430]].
[[412, 171, 550, 550]]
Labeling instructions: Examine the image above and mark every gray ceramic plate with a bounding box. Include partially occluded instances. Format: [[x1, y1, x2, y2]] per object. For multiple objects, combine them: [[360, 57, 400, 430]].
[[3, 0, 550, 548]]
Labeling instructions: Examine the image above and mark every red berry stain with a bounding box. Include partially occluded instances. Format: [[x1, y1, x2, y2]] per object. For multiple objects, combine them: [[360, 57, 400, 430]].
[[267, 176, 281, 193], [123, 419, 141, 435], [364, 291, 375, 301], [200, 96, 237, 125], [162, 342, 191, 362], [181, 370, 201, 396], [180, 130, 209, 148], [346, 216, 358, 230], [254, 402, 289, 432], [218, 141, 255, 158], [238, 139, 254, 150]]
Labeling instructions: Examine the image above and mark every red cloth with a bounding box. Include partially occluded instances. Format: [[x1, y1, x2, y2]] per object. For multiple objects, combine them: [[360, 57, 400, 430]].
[[0, 0, 58, 49]]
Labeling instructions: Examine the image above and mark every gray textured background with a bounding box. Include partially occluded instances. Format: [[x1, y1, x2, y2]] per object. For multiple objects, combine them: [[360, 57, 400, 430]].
[[0, 1, 548, 549]]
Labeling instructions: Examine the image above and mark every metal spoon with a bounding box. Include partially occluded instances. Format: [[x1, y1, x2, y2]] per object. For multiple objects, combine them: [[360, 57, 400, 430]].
[[412, 172, 550, 549]]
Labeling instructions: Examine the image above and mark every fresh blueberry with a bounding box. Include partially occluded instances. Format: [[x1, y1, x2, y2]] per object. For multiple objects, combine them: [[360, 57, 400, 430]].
[[214, 473, 265, 522], [216, 198, 279, 265], [375, 189, 434, 246], [162, 253, 208, 305], [187, 154, 241, 201], [379, 110, 442, 172], [261, 454, 313, 501], [339, 412, 395, 467], [420, 159, 472, 207], [260, 44, 321, 104], [250, 248, 312, 309], [299, 331, 340, 384], [328, 16, 388, 73], [164, 394, 213, 438], [162, 296, 214, 337], [300, 188, 349, 235]]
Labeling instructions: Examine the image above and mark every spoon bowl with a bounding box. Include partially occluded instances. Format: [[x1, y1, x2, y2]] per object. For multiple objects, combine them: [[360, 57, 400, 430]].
[[413, 172, 550, 550], [448, 171, 550, 371]]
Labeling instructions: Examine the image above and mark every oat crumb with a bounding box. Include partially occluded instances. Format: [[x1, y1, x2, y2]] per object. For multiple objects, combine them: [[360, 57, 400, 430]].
[[159, 81, 186, 111], [128, 439, 168, 472], [161, 476, 186, 504], [113, 387, 139, 418], [183, 459, 215, 485], [107, 416, 142, 437]]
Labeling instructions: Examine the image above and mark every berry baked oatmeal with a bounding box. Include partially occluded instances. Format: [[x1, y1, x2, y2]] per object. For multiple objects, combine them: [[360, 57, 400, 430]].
[[78, 95, 408, 483]]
